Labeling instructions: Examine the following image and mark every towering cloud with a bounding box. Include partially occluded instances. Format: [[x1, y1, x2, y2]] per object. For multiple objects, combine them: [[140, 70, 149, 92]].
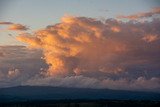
[[117, 7, 160, 20], [17, 16, 128, 76], [0, 11, 159, 91], [16, 15, 160, 90]]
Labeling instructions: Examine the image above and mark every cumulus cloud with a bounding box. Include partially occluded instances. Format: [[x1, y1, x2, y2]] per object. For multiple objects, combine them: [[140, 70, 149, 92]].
[[17, 16, 160, 78], [15, 15, 160, 91], [17, 16, 127, 76], [117, 7, 160, 20], [1, 15, 160, 91]]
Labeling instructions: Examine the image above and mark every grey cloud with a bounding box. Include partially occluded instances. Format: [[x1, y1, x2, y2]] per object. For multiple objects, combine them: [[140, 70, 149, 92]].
[[0, 46, 47, 87], [23, 75, 160, 92]]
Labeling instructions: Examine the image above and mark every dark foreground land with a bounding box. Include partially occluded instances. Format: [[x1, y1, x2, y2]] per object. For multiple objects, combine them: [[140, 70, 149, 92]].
[[0, 100, 160, 107], [0, 86, 160, 107]]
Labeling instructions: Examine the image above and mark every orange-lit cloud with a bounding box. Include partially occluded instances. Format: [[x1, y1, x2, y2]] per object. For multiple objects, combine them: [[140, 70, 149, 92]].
[[117, 7, 160, 20], [17, 16, 128, 76], [110, 26, 120, 32], [142, 34, 159, 43], [0, 52, 5, 57], [0, 21, 13, 25], [17, 16, 160, 79], [0, 21, 28, 31], [1, 15, 160, 91], [8, 24, 28, 31]]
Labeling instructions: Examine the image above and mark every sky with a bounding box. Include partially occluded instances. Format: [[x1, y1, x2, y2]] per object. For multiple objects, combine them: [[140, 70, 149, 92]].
[[0, 0, 160, 45], [0, 0, 160, 92]]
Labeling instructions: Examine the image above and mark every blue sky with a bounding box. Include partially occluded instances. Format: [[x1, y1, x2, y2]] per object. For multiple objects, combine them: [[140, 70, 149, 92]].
[[0, 0, 159, 45]]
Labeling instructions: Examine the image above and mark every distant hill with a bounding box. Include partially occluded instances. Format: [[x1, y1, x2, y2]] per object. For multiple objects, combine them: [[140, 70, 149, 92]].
[[0, 86, 159, 102]]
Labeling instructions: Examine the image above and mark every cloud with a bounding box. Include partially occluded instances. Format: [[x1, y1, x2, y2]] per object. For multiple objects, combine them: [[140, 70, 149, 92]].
[[0, 68, 20, 81], [142, 34, 159, 43], [0, 46, 47, 87], [17, 16, 160, 79], [0, 21, 13, 25], [17, 16, 128, 76], [0, 52, 5, 57], [0, 21, 28, 31], [7, 69, 20, 78], [1, 15, 160, 92], [0, 71, 5, 80], [110, 26, 120, 32], [117, 7, 160, 20], [23, 75, 160, 92], [8, 24, 28, 31], [0, 68, 21, 87]]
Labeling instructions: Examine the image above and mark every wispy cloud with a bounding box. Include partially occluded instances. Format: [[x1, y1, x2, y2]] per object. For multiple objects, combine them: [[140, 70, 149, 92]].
[[117, 7, 160, 20], [0, 21, 13, 25], [8, 24, 28, 31], [0, 21, 28, 31]]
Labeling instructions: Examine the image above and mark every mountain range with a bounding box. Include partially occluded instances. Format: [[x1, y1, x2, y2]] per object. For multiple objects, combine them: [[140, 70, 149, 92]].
[[0, 86, 159, 102]]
